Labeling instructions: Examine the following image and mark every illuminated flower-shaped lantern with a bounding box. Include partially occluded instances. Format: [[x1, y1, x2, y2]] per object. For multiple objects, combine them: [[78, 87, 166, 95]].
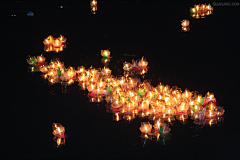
[[135, 84, 146, 98], [90, 0, 97, 7], [138, 57, 148, 68], [138, 100, 150, 118], [90, 0, 97, 14], [158, 123, 171, 136], [124, 100, 137, 113], [26, 56, 37, 66], [204, 92, 216, 104], [101, 49, 111, 58], [123, 62, 133, 71], [216, 106, 225, 117], [133, 57, 149, 74], [60, 72, 70, 83], [181, 89, 192, 101], [58, 35, 67, 44], [101, 67, 112, 77], [190, 7, 196, 14], [126, 77, 137, 90], [52, 122, 67, 148], [206, 4, 213, 11], [52, 122, 66, 138], [36, 54, 46, 65], [117, 76, 128, 89], [139, 122, 152, 134], [153, 119, 164, 131], [194, 95, 204, 109], [43, 35, 54, 46], [91, 6, 97, 14], [176, 102, 189, 114], [66, 67, 76, 79], [205, 4, 213, 16], [27, 55, 46, 72], [112, 98, 121, 109], [39, 65, 49, 73], [181, 19, 190, 32]]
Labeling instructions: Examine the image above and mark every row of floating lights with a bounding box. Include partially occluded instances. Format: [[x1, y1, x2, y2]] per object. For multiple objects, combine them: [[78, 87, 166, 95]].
[[190, 3, 213, 19], [28, 49, 225, 146], [43, 35, 67, 53]]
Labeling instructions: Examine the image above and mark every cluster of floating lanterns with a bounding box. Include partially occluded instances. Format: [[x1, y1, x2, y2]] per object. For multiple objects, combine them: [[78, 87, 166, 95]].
[[43, 35, 67, 53], [52, 122, 67, 147], [90, 0, 97, 14], [181, 3, 214, 32], [190, 4, 213, 19], [27, 54, 76, 87], [27, 49, 225, 145]]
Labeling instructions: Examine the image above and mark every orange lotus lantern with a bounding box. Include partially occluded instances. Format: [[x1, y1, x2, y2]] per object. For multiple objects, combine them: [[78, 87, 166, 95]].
[[123, 62, 132, 71], [43, 35, 54, 46], [181, 19, 190, 27], [52, 122, 65, 137], [139, 122, 152, 134], [58, 35, 67, 44], [36, 54, 46, 64], [90, 0, 97, 14], [181, 19, 190, 32]]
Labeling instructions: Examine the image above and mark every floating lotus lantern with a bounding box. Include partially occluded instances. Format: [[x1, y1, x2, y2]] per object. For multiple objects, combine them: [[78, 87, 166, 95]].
[[58, 35, 67, 44], [52, 122, 66, 138], [39, 65, 48, 73], [181, 19, 190, 32], [26, 56, 37, 66], [139, 122, 152, 134], [159, 123, 171, 135], [90, 0, 97, 14], [177, 102, 189, 113], [138, 57, 148, 68], [153, 119, 164, 131], [205, 92, 216, 104], [181, 19, 190, 27], [101, 49, 111, 58], [216, 107, 225, 117], [36, 54, 46, 64], [101, 67, 112, 76], [43, 35, 54, 46], [123, 62, 132, 71]]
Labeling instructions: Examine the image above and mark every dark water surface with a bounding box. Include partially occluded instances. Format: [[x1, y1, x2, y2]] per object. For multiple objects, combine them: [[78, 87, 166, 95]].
[[2, 0, 240, 159]]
